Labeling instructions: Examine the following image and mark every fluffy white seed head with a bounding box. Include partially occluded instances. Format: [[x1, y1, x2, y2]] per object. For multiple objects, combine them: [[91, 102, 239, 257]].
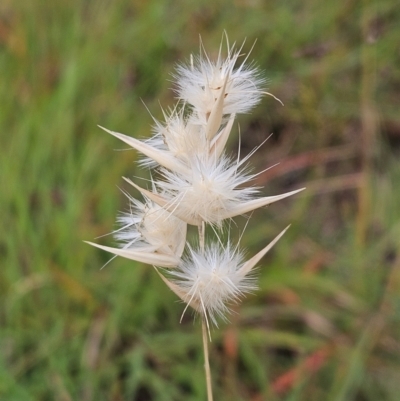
[[169, 243, 257, 326], [155, 155, 259, 226], [115, 195, 187, 258], [158, 226, 290, 326], [174, 44, 265, 126], [142, 109, 208, 168], [88, 37, 302, 317]]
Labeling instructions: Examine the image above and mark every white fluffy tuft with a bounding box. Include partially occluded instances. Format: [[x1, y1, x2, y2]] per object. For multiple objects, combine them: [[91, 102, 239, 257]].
[[155, 155, 259, 226], [174, 45, 265, 126], [115, 194, 187, 258], [141, 108, 208, 168], [169, 243, 257, 326]]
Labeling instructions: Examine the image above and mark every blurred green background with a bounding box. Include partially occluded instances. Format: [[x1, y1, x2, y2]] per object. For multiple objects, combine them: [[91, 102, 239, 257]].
[[1, 0, 400, 400]]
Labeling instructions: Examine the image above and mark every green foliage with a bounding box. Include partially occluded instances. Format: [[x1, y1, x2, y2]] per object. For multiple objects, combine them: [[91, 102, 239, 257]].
[[1, 0, 399, 399]]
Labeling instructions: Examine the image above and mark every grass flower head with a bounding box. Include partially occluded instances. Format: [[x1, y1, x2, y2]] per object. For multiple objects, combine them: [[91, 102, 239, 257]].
[[88, 35, 304, 401]]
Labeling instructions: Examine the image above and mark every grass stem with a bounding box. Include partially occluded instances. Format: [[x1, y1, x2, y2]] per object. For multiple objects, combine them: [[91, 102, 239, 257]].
[[202, 317, 214, 401], [199, 221, 205, 252], [198, 221, 213, 399]]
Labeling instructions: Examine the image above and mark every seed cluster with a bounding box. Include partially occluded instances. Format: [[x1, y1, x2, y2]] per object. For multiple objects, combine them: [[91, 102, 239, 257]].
[[87, 37, 303, 326]]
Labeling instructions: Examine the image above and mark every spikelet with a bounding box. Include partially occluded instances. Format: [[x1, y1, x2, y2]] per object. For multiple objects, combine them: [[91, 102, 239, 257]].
[[158, 226, 289, 327]]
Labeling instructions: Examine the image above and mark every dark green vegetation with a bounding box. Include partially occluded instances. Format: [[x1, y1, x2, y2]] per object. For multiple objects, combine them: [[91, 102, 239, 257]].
[[1, 0, 400, 400]]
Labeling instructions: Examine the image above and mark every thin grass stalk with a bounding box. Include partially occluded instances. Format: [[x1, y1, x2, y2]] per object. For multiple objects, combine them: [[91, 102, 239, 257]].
[[202, 317, 213, 401], [198, 222, 213, 400]]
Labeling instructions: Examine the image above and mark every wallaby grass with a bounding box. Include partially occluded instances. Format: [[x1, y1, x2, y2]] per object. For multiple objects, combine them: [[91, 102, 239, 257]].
[[1, 0, 400, 400]]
